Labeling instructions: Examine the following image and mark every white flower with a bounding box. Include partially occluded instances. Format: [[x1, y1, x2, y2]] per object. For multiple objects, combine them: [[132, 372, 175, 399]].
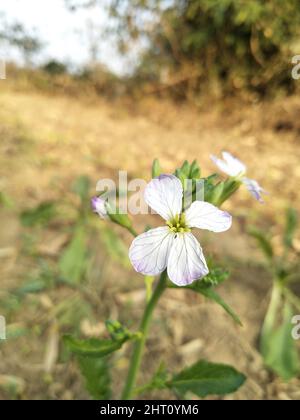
[[91, 196, 109, 219], [211, 151, 267, 203], [129, 174, 232, 286]]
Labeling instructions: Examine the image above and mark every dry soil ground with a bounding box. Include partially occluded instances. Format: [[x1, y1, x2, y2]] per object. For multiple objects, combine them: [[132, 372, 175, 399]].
[[0, 86, 300, 399]]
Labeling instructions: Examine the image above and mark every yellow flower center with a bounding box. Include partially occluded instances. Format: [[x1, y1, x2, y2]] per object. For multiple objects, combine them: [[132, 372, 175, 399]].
[[166, 213, 191, 233]]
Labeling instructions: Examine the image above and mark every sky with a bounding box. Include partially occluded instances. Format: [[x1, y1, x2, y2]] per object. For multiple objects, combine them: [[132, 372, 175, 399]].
[[0, 0, 130, 74]]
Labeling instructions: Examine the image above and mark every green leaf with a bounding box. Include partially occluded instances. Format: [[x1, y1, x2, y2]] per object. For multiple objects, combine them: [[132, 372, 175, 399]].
[[284, 208, 298, 250], [169, 269, 242, 326], [152, 159, 161, 178], [249, 228, 274, 261], [14, 280, 48, 297], [169, 360, 246, 398], [59, 227, 88, 284], [20, 201, 56, 227], [72, 175, 91, 204], [64, 335, 128, 358], [199, 287, 242, 326], [77, 356, 111, 400], [261, 302, 300, 380], [99, 226, 130, 268]]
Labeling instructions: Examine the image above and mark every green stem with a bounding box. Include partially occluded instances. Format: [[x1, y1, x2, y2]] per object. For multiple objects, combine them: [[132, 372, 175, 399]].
[[121, 270, 167, 400], [127, 226, 138, 237], [145, 276, 155, 303]]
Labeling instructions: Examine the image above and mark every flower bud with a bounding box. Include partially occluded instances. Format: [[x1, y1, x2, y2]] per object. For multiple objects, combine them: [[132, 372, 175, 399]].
[[152, 159, 162, 178]]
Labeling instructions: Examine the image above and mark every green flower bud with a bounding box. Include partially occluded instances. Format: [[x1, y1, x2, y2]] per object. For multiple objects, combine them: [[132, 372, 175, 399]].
[[152, 159, 162, 178], [190, 160, 201, 179], [180, 160, 190, 178], [209, 182, 224, 206]]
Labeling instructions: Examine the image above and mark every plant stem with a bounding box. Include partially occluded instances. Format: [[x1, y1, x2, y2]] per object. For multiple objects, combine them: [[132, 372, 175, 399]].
[[145, 276, 155, 302], [127, 226, 138, 237], [121, 270, 167, 400]]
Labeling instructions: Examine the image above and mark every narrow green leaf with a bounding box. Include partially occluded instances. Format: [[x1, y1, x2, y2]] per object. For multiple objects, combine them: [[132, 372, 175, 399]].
[[249, 228, 274, 261], [77, 356, 111, 400], [20, 201, 56, 227], [169, 269, 241, 326], [199, 287, 242, 326], [72, 175, 91, 204], [284, 208, 298, 250], [169, 360, 246, 398], [99, 226, 130, 268], [261, 302, 300, 380], [59, 227, 88, 284], [64, 335, 128, 358], [14, 280, 48, 296]]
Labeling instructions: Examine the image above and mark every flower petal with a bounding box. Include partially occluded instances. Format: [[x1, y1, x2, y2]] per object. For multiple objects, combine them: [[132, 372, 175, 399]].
[[211, 151, 246, 177], [222, 151, 246, 176], [242, 177, 267, 203], [144, 174, 183, 221], [167, 232, 209, 286], [91, 196, 108, 219], [185, 201, 232, 232], [210, 154, 233, 176], [129, 226, 174, 276]]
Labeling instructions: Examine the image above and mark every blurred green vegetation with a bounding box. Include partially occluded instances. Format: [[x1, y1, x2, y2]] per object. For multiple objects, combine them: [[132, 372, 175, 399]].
[[109, 0, 300, 97], [249, 208, 300, 380]]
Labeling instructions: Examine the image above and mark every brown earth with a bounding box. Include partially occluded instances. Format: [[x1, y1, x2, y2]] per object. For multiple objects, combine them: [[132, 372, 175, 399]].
[[0, 86, 299, 400]]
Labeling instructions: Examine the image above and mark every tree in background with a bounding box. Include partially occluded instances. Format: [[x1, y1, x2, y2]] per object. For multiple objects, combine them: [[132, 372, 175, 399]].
[[0, 17, 44, 66], [66, 0, 300, 97]]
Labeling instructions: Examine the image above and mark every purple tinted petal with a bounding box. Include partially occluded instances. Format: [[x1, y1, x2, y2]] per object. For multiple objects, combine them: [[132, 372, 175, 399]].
[[144, 174, 183, 221], [185, 201, 232, 232], [211, 152, 246, 177], [129, 226, 174, 276], [91, 196, 108, 219], [222, 151, 246, 175], [210, 154, 232, 176], [167, 232, 209, 286], [242, 178, 267, 203]]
